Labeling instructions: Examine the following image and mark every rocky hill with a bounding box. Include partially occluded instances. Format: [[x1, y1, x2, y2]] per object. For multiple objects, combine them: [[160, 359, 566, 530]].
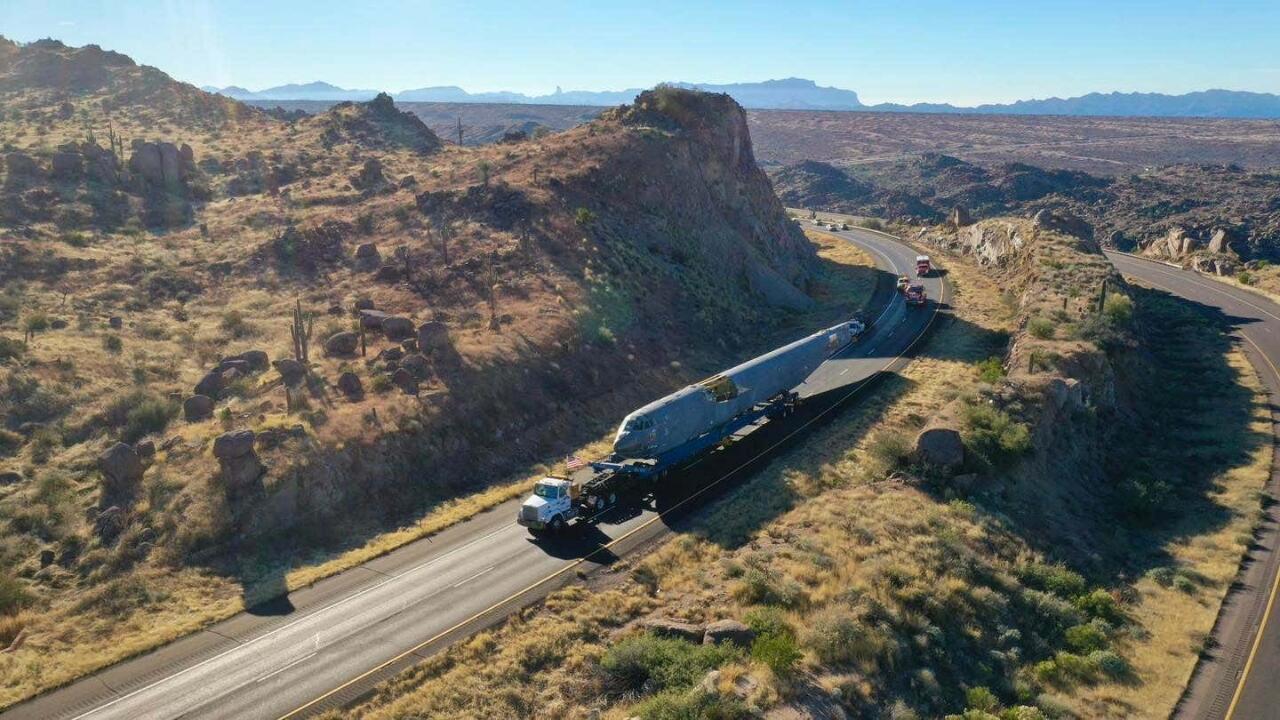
[[773, 155, 1280, 261], [0, 40, 831, 706]]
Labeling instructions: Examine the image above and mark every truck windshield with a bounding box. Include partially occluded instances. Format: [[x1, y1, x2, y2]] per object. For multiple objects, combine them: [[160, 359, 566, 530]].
[[534, 483, 558, 498]]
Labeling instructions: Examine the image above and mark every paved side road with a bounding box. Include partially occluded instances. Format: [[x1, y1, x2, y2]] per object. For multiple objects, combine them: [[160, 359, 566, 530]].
[[8, 228, 943, 720], [1105, 252, 1280, 720]]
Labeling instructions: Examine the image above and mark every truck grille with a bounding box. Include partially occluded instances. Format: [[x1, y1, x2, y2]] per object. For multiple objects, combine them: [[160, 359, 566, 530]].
[[520, 505, 540, 523]]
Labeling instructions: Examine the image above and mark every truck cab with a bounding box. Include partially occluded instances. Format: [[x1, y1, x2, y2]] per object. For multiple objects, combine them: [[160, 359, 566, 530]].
[[518, 477, 577, 533], [906, 283, 927, 306], [915, 255, 932, 277]]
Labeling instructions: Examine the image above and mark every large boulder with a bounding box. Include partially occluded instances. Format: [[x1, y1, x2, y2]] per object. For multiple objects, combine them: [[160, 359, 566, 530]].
[[417, 321, 450, 352], [50, 151, 84, 181], [913, 426, 965, 470], [391, 367, 418, 395], [212, 430, 265, 500], [703, 620, 755, 647], [400, 353, 430, 380], [643, 618, 704, 643], [194, 370, 224, 399], [325, 331, 359, 356], [382, 316, 414, 340], [99, 442, 144, 499], [273, 358, 306, 386], [1209, 228, 1233, 255], [949, 206, 973, 228], [183, 394, 214, 422], [223, 350, 269, 372], [94, 505, 127, 543], [359, 309, 390, 329], [337, 371, 363, 399], [354, 242, 382, 272]]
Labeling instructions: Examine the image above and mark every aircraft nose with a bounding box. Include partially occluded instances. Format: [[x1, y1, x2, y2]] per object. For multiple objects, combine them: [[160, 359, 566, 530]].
[[613, 431, 642, 457]]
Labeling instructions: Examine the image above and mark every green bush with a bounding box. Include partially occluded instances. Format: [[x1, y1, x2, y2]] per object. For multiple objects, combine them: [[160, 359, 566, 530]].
[[743, 607, 793, 639], [1238, 271, 1254, 285], [1064, 623, 1109, 653], [22, 312, 51, 335], [219, 310, 258, 339], [1074, 589, 1124, 625], [29, 426, 61, 464], [965, 686, 1000, 712], [1145, 566, 1175, 587], [866, 429, 912, 475], [104, 390, 178, 442], [1087, 649, 1128, 678], [1027, 317, 1055, 339], [1102, 295, 1133, 326], [102, 334, 123, 353], [733, 567, 805, 608], [0, 428, 22, 456], [575, 207, 598, 226], [961, 404, 1031, 469], [976, 356, 1006, 384], [600, 634, 738, 696], [752, 630, 802, 676], [1018, 562, 1086, 599]]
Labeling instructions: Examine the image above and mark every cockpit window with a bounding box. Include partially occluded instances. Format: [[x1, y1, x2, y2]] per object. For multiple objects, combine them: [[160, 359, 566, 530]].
[[534, 483, 557, 498], [624, 416, 652, 431]]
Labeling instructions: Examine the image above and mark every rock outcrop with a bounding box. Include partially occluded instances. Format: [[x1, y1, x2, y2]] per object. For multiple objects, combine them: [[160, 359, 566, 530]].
[[913, 426, 965, 470], [212, 430, 265, 501], [99, 442, 144, 500]]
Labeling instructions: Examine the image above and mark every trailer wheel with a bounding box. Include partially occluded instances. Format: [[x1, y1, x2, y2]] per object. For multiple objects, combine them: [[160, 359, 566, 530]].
[[608, 492, 618, 507]]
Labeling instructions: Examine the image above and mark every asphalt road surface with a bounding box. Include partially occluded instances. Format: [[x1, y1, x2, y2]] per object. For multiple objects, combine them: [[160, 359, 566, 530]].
[[1105, 252, 1280, 720], [10, 227, 945, 720]]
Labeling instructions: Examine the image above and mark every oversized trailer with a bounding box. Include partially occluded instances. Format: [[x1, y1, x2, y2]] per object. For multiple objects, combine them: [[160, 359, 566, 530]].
[[518, 318, 866, 534]]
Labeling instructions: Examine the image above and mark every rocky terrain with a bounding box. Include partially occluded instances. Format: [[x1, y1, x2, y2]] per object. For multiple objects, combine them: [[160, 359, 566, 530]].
[[0, 37, 842, 705], [334, 211, 1268, 719], [773, 154, 1280, 268]]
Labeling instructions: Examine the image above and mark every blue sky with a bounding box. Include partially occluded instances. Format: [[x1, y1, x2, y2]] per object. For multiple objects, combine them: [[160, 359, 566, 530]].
[[3, 0, 1278, 105]]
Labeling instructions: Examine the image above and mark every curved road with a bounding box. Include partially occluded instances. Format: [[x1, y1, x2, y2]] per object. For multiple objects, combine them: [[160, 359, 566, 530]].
[[1104, 252, 1280, 720], [10, 228, 944, 720]]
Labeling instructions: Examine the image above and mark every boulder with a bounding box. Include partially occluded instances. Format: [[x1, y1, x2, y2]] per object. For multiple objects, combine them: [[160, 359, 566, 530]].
[[374, 264, 401, 282], [377, 346, 404, 363], [1209, 228, 1232, 254], [417, 321, 450, 352], [94, 506, 127, 543], [359, 309, 390, 329], [0, 471, 22, 486], [212, 430, 265, 499], [337, 371, 363, 399], [391, 367, 418, 395], [273, 358, 306, 386], [949, 206, 973, 228], [382, 316, 414, 340], [1032, 209, 1093, 240], [183, 394, 214, 421], [401, 339, 418, 353], [703, 620, 755, 647], [38, 548, 55, 568], [400, 353, 430, 380], [642, 618, 705, 643], [108, 316, 123, 329], [354, 242, 382, 272], [325, 331, 360, 356], [225, 350, 269, 372], [354, 297, 376, 311], [913, 426, 965, 470], [195, 370, 224, 399], [99, 442, 144, 499], [216, 358, 251, 375], [135, 440, 156, 462]]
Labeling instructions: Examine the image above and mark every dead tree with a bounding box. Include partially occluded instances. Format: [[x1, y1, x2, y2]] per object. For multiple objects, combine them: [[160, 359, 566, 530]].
[[290, 298, 313, 363]]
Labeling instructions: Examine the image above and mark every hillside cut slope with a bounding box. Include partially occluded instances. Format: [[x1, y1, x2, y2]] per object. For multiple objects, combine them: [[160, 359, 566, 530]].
[[0, 40, 832, 705]]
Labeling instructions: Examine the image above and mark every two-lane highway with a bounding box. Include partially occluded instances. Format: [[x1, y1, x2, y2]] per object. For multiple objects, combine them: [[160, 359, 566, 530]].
[[8, 228, 944, 720], [1105, 252, 1280, 720]]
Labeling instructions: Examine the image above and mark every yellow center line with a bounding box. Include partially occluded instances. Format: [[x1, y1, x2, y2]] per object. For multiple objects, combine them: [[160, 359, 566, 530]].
[[1116, 266, 1280, 720], [277, 238, 947, 720]]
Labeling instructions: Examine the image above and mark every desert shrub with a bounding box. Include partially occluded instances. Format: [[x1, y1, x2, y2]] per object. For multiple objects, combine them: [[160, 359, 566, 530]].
[[102, 334, 123, 353], [1074, 589, 1124, 625], [1102, 294, 1133, 326], [1018, 562, 1086, 599], [733, 567, 805, 608], [1238, 271, 1254, 285], [743, 606, 793, 639], [370, 374, 392, 393], [22, 312, 51, 335], [219, 310, 258, 339], [0, 336, 24, 361], [976, 356, 1005, 384], [0, 574, 31, 616], [752, 629, 802, 676], [866, 429, 912, 476], [104, 390, 178, 442], [1173, 574, 1197, 594], [965, 686, 1000, 713], [1027, 317, 1055, 339], [600, 634, 737, 695], [1144, 566, 1175, 587], [1064, 623, 1109, 653], [633, 689, 752, 720], [74, 575, 161, 618], [961, 404, 1031, 469], [575, 207, 598, 226], [29, 426, 61, 464], [802, 606, 882, 666], [1019, 589, 1083, 639], [1087, 649, 1128, 678], [858, 217, 885, 231], [356, 211, 376, 235], [2, 373, 72, 426], [0, 293, 20, 321], [137, 320, 169, 340]]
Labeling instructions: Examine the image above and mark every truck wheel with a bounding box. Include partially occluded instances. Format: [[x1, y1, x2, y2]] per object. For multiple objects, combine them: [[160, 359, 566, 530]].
[[550, 515, 566, 534], [608, 492, 618, 507]]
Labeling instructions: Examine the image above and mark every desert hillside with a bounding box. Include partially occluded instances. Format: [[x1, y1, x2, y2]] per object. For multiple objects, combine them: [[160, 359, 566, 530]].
[[0, 38, 845, 705], [335, 210, 1269, 719]]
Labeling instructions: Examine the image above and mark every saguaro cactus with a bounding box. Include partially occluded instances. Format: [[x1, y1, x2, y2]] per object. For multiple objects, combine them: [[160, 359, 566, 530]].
[[290, 298, 313, 363]]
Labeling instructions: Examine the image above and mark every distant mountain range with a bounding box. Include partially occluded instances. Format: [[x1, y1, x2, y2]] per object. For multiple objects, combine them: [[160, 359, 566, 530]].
[[200, 79, 1280, 119]]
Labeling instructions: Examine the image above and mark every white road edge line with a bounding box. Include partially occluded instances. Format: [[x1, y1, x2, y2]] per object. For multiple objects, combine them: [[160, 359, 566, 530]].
[[253, 653, 317, 685], [451, 565, 496, 589]]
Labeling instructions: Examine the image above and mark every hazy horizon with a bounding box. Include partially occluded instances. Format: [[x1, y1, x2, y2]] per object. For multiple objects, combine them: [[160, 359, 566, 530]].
[[3, 0, 1279, 106]]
